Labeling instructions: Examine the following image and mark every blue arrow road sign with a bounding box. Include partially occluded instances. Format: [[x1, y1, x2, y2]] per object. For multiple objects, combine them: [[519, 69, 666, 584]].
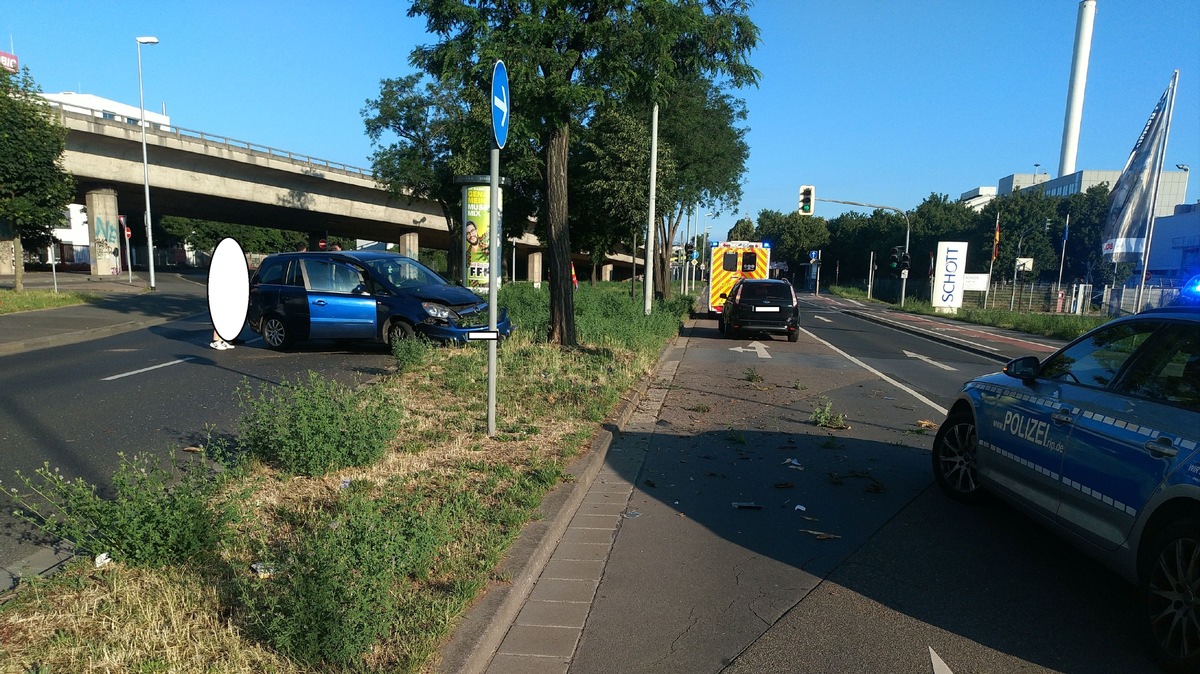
[[491, 60, 509, 149]]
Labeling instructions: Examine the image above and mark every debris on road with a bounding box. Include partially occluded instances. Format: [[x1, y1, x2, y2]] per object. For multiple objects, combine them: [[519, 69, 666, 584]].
[[774, 482, 795, 489], [800, 529, 841, 540], [782, 458, 805, 470], [732, 502, 763, 510]]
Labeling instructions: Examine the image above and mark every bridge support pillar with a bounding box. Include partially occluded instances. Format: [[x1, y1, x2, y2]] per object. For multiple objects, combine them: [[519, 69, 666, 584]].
[[601, 264, 613, 282], [398, 232, 419, 259], [85, 187, 122, 277], [527, 251, 543, 287]]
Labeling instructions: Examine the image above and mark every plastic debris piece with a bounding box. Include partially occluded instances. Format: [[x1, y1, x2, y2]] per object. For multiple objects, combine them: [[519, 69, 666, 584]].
[[183, 445, 203, 453], [782, 458, 805, 470], [622, 510, 641, 519], [251, 562, 275, 579], [794, 504, 807, 511], [917, 419, 940, 430], [800, 529, 841, 540], [775, 482, 795, 489], [732, 502, 763, 510], [94, 552, 111, 569], [644, 479, 657, 488]]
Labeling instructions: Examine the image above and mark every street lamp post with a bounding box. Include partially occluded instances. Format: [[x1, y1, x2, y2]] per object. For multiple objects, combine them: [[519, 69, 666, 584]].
[[136, 36, 159, 290], [818, 197, 910, 305]]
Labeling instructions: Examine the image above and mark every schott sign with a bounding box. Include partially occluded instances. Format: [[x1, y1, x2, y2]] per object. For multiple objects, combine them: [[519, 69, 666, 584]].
[[932, 241, 969, 314]]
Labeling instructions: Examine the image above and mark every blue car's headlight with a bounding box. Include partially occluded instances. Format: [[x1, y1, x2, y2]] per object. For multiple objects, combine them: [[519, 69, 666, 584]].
[[422, 302, 452, 320]]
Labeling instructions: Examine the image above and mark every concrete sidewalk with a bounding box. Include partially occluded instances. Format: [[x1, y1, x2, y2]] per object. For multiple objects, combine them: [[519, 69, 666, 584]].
[[0, 271, 209, 357]]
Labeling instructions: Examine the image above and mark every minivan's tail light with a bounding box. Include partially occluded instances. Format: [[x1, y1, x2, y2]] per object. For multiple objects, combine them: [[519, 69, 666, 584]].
[[790, 285, 797, 306]]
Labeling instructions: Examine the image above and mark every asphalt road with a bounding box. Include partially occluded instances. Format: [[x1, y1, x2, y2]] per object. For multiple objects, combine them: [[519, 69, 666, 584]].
[[0, 314, 397, 583], [564, 299, 1157, 674]]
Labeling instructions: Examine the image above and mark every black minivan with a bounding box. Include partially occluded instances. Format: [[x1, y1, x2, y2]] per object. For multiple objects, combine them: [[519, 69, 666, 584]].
[[247, 251, 512, 349], [719, 278, 800, 342]]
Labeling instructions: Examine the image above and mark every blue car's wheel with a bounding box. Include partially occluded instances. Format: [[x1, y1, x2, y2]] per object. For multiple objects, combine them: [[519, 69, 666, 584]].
[[261, 315, 291, 350], [387, 320, 415, 348]]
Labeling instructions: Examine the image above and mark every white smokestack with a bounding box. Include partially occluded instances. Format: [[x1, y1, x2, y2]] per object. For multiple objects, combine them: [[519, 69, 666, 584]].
[[1059, 0, 1097, 177]]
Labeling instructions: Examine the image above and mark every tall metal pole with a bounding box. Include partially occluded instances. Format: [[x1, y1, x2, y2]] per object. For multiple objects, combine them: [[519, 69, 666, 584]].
[[488, 148, 499, 436], [136, 36, 159, 290], [644, 103, 658, 315], [1056, 213, 1070, 298]]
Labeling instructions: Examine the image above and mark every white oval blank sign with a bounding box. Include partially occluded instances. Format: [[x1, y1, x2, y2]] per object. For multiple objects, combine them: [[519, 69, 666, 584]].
[[208, 237, 250, 342]]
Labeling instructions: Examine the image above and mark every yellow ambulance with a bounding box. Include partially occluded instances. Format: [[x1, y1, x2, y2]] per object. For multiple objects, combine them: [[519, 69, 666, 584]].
[[707, 241, 770, 316]]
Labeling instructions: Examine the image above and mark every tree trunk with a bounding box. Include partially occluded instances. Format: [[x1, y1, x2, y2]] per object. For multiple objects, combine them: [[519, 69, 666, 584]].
[[13, 235, 24, 292], [546, 122, 577, 346]]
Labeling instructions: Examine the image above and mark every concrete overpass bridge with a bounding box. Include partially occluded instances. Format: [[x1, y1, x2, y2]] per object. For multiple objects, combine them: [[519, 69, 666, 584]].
[[52, 104, 631, 282]]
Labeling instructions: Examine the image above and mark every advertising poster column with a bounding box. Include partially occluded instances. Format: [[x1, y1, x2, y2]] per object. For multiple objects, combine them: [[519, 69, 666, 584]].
[[461, 184, 502, 293], [932, 241, 969, 314]]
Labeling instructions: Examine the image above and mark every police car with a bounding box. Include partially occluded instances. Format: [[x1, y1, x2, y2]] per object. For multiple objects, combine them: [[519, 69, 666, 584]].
[[931, 305, 1200, 672]]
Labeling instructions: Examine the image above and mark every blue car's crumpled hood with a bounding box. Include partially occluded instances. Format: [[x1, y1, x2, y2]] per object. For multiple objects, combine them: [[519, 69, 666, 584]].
[[408, 284, 488, 308]]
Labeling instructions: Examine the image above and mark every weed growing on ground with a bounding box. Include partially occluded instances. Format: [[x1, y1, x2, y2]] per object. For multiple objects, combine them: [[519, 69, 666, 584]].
[[810, 397, 849, 429], [743, 367, 763, 383], [5, 452, 231, 568], [238, 372, 404, 477]]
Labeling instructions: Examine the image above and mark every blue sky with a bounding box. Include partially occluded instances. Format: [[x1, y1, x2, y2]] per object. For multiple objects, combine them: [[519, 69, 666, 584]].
[[5, 1, 1198, 230]]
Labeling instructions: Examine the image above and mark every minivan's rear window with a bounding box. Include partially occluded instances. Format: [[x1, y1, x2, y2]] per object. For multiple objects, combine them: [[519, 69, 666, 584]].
[[742, 283, 791, 301]]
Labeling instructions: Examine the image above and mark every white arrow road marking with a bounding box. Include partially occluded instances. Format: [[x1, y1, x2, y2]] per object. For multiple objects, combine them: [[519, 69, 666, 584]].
[[729, 341, 771, 358], [815, 315, 832, 323], [903, 349, 957, 371], [103, 357, 195, 381], [929, 647, 955, 674], [494, 86, 508, 125]]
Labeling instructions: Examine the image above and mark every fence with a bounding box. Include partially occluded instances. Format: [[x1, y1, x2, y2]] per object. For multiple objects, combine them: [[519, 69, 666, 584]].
[[842, 277, 1182, 316]]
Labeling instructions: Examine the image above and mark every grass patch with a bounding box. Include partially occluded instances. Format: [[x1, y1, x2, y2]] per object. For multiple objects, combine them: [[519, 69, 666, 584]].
[[897, 299, 1109, 341], [1, 281, 688, 673], [827, 286, 1108, 341], [0, 288, 103, 315]]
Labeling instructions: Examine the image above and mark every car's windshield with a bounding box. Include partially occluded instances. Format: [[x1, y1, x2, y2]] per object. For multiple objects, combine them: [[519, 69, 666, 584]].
[[365, 257, 448, 289]]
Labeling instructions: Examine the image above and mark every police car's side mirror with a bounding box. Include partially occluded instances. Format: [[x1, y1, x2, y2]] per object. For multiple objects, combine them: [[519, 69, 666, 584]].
[[1003, 356, 1040, 382]]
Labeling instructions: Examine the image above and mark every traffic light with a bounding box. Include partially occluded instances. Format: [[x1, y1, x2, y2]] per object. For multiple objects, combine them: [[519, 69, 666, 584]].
[[888, 247, 900, 274], [900, 252, 911, 272], [798, 185, 815, 216]]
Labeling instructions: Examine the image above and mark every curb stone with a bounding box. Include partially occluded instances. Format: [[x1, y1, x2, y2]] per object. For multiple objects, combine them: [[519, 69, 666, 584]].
[[434, 334, 679, 674]]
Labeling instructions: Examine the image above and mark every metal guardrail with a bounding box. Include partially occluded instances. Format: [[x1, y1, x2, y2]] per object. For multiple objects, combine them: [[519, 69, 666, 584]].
[[49, 102, 375, 179]]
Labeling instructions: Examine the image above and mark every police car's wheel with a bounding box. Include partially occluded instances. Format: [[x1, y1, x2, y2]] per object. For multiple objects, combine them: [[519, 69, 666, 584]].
[[1140, 518, 1200, 673], [931, 411, 984, 503]]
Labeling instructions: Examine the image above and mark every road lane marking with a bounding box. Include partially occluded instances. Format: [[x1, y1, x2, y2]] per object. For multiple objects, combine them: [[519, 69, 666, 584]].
[[903, 349, 957, 371], [729, 341, 771, 358], [815, 315, 832, 323], [102, 358, 195, 381], [801, 328, 947, 417]]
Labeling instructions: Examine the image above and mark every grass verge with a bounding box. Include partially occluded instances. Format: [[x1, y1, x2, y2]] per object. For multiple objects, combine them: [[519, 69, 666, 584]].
[[827, 285, 1109, 341], [0, 289, 102, 315], [0, 281, 692, 673]]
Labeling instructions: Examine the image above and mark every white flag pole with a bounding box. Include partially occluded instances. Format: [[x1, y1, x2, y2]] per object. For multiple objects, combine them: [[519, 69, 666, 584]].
[[1136, 70, 1178, 311]]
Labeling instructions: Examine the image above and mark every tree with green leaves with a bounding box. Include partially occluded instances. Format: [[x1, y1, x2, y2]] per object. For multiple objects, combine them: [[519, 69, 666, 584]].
[[652, 77, 750, 300], [406, 0, 759, 346], [755, 209, 829, 279], [0, 68, 75, 291], [726, 216, 755, 241], [363, 74, 483, 283], [572, 105, 674, 285]]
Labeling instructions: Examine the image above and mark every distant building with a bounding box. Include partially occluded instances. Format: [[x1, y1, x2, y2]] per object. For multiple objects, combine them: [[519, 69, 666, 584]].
[[39, 91, 170, 130], [1139, 202, 1200, 282], [961, 169, 1189, 218], [959, 186, 997, 211]]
